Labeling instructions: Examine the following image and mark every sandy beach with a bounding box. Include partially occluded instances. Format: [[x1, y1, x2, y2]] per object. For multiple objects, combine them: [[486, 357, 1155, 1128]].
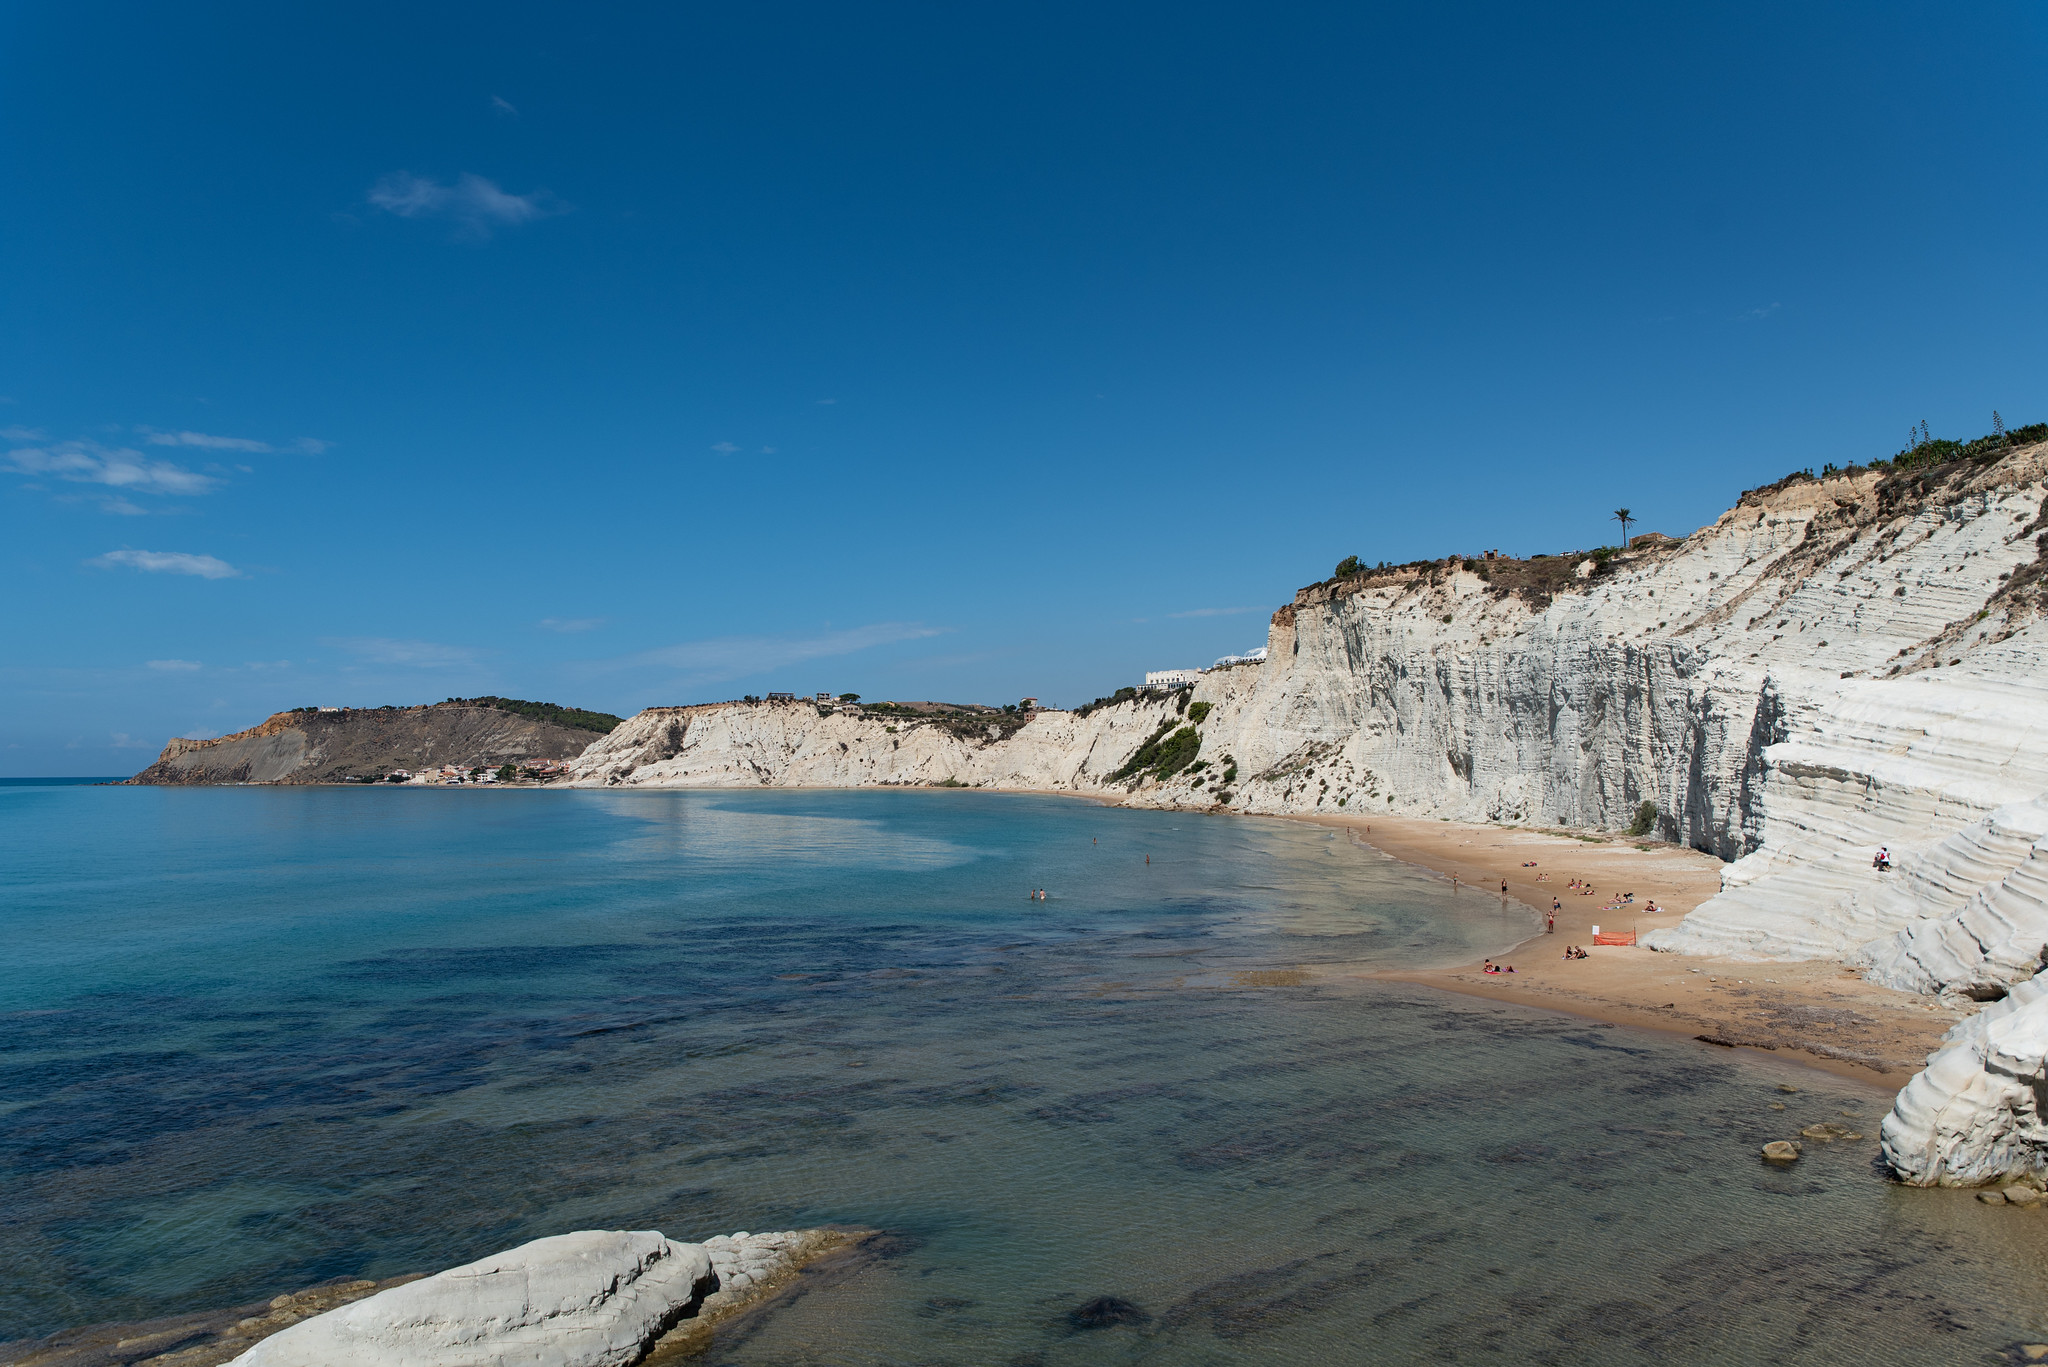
[[1283, 812, 1962, 1089]]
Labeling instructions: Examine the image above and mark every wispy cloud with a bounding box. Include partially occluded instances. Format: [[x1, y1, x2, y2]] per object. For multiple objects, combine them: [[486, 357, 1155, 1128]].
[[491, 94, 519, 116], [7, 440, 217, 496], [1168, 606, 1263, 618], [142, 429, 271, 452], [326, 637, 481, 668], [710, 441, 740, 454], [0, 424, 44, 441], [139, 429, 328, 455], [368, 172, 566, 240], [147, 659, 202, 671], [1742, 302, 1782, 320], [539, 616, 605, 633], [177, 729, 220, 741], [610, 622, 945, 685], [109, 732, 153, 749], [99, 497, 152, 516], [89, 549, 241, 579]]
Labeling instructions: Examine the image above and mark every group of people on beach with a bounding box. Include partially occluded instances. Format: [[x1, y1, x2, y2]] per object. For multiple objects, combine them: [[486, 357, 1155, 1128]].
[[1481, 959, 1516, 974], [1561, 945, 1590, 960]]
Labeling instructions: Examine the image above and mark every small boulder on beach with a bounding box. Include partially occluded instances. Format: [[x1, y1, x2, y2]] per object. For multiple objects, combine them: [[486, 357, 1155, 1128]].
[[1761, 1140, 1802, 1163]]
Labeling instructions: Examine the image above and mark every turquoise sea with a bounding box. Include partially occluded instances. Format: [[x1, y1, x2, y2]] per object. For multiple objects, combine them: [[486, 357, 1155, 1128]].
[[1, 784, 2041, 1364]]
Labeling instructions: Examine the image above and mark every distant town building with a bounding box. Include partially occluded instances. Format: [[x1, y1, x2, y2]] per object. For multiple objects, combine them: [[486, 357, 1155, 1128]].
[[1145, 669, 1200, 689], [766, 692, 796, 702], [815, 692, 834, 703], [1020, 697, 1039, 709]]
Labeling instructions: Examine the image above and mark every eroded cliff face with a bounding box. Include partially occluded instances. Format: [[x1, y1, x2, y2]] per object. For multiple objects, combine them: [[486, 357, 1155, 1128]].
[[575, 445, 2048, 994]]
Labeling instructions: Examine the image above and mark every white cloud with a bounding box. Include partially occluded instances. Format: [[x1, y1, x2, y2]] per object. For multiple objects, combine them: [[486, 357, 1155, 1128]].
[[90, 549, 241, 579], [99, 497, 152, 516], [1167, 606, 1263, 618], [7, 440, 217, 495], [147, 659, 203, 671], [710, 441, 740, 454], [491, 95, 519, 116], [290, 437, 331, 455], [368, 172, 564, 240], [613, 622, 945, 686], [0, 424, 44, 440], [326, 637, 480, 668], [539, 616, 605, 633], [143, 429, 272, 452]]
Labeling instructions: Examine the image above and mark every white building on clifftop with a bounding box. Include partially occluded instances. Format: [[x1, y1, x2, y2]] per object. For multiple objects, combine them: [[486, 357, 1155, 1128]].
[[1145, 669, 1200, 689]]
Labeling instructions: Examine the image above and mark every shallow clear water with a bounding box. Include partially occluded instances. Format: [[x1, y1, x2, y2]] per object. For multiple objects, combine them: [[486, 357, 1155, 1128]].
[[1, 785, 2040, 1364]]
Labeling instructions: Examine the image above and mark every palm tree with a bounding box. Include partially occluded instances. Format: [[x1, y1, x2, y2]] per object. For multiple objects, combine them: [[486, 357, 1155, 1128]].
[[1613, 507, 1634, 549]]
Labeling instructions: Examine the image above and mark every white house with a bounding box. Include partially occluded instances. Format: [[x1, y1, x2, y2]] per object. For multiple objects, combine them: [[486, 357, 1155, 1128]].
[[1145, 669, 1200, 689]]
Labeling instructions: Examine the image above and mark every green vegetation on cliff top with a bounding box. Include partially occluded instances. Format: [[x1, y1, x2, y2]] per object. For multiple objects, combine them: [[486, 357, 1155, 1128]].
[[444, 697, 624, 734]]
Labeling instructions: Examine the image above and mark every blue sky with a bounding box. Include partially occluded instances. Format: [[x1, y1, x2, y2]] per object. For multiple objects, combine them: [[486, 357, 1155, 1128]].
[[5, 2, 2046, 773]]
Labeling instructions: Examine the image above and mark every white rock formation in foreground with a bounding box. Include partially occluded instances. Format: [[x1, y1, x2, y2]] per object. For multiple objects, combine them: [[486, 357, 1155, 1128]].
[[1881, 973, 2048, 1185], [230, 1230, 710, 1367]]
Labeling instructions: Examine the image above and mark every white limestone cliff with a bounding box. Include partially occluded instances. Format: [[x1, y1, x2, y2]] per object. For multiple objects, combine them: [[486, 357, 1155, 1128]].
[[573, 445, 2048, 986], [567, 445, 2048, 1186]]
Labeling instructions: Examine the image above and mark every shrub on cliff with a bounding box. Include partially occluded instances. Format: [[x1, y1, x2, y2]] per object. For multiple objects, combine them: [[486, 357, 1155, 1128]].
[[1628, 801, 1658, 837], [1151, 726, 1202, 778], [1111, 721, 1202, 782], [1074, 687, 1143, 719]]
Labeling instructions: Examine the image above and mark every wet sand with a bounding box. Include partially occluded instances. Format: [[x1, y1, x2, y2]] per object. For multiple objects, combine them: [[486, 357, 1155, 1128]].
[[1284, 812, 1962, 1089]]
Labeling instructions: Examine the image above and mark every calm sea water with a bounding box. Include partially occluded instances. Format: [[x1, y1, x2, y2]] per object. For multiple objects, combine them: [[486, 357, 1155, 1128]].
[[1, 784, 2040, 1364]]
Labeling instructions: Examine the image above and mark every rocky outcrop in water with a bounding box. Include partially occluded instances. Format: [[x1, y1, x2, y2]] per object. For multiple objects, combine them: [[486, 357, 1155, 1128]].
[[230, 1231, 708, 1367], [1881, 974, 2048, 1186]]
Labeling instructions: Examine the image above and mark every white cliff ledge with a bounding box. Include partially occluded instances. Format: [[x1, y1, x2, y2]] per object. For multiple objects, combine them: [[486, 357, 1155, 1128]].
[[573, 444, 2048, 1184]]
